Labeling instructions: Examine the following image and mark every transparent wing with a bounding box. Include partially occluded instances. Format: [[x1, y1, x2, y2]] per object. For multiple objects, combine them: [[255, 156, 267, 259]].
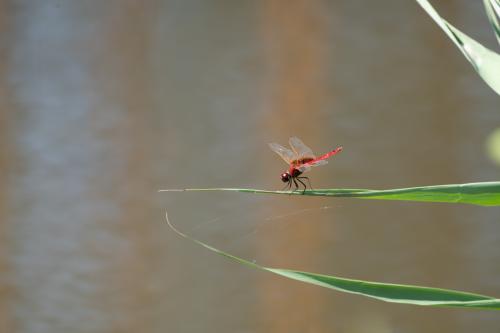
[[289, 136, 315, 159], [298, 160, 328, 173], [268, 143, 296, 164]]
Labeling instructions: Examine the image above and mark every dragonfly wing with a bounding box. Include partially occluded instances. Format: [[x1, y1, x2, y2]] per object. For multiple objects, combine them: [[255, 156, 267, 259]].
[[269, 143, 296, 164], [310, 159, 328, 167], [297, 164, 312, 173], [289, 136, 315, 159], [298, 159, 327, 172]]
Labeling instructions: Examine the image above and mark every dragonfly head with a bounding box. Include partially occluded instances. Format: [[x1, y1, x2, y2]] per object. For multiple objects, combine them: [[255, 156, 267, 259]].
[[280, 172, 291, 182]]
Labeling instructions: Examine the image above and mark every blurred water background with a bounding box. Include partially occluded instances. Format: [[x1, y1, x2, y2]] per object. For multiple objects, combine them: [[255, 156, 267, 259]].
[[0, 1, 499, 332]]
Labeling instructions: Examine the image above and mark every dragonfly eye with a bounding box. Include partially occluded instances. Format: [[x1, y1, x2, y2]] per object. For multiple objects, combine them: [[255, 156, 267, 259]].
[[281, 173, 290, 182]]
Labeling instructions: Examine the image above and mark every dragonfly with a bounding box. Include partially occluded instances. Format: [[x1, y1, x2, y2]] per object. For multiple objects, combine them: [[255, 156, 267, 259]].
[[269, 137, 343, 192]]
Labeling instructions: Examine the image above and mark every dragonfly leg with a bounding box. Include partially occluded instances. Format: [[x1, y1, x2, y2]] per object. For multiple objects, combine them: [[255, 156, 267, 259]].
[[298, 176, 313, 191], [292, 178, 299, 192], [281, 180, 292, 192], [296, 177, 307, 194]]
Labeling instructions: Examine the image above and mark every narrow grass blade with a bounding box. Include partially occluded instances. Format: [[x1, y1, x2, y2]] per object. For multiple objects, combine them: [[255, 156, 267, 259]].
[[159, 182, 500, 206], [415, 0, 500, 95], [164, 211, 500, 309], [484, 0, 500, 45]]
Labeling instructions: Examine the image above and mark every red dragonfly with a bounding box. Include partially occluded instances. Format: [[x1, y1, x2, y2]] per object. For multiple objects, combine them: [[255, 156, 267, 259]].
[[269, 137, 342, 192]]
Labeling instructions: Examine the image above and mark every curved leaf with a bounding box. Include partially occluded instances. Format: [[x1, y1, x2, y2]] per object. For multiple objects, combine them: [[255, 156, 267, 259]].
[[164, 211, 500, 310]]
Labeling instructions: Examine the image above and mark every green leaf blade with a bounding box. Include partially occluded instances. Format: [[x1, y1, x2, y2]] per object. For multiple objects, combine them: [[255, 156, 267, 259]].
[[267, 269, 497, 307], [483, 0, 500, 45], [161, 182, 500, 206], [164, 212, 500, 310], [415, 0, 500, 95]]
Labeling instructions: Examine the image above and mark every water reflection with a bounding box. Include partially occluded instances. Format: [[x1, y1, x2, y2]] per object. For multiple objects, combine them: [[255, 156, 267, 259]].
[[9, 2, 111, 332], [1, 1, 499, 332], [6, 2, 159, 332]]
